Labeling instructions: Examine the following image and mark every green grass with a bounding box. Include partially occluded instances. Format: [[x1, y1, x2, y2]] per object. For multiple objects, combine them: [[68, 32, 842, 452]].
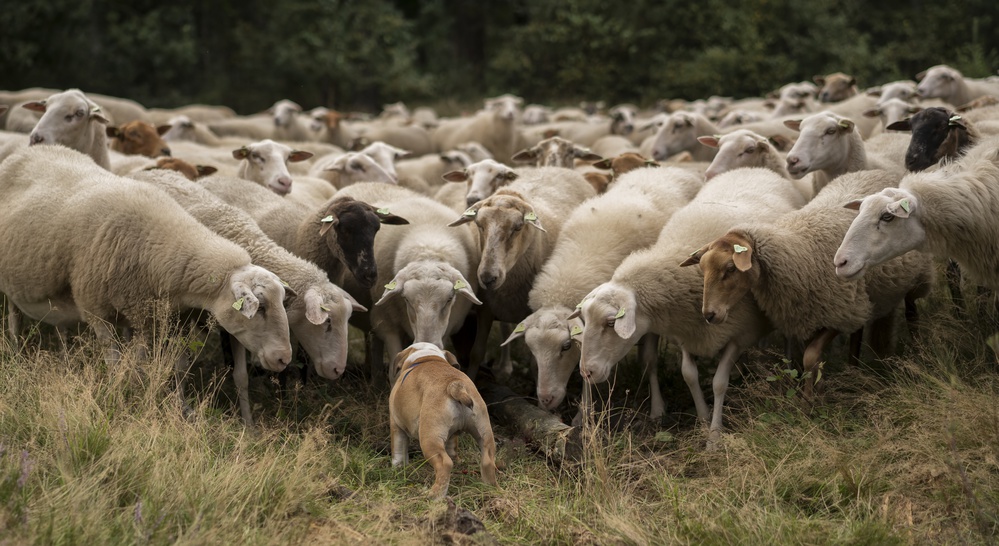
[[1, 273, 998, 545]]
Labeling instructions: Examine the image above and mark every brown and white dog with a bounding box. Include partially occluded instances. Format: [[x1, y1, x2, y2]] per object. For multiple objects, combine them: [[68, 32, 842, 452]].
[[389, 342, 498, 498]]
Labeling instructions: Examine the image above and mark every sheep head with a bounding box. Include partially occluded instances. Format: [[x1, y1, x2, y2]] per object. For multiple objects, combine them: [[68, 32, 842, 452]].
[[107, 120, 172, 158], [681, 231, 759, 325], [575, 283, 645, 384], [317, 196, 408, 289], [834, 188, 925, 280]]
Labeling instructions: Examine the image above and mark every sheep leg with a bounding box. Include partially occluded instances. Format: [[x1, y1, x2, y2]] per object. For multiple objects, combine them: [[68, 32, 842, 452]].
[[680, 349, 710, 424], [366, 332, 386, 386], [946, 259, 965, 317], [173, 348, 195, 418], [802, 328, 839, 400], [707, 341, 742, 451], [494, 323, 514, 383], [390, 421, 409, 467], [91, 320, 121, 366], [848, 327, 863, 365], [6, 303, 21, 347], [383, 333, 403, 384], [904, 294, 920, 337], [467, 308, 495, 381], [639, 333, 664, 419], [229, 334, 254, 428], [56, 326, 71, 357]]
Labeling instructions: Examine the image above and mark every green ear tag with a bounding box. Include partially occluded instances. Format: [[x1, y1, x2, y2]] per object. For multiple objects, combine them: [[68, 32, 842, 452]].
[[320, 215, 334, 223], [899, 199, 910, 213], [513, 323, 526, 333], [570, 325, 583, 337], [949, 115, 962, 124], [280, 280, 290, 288], [463, 208, 477, 217], [376, 207, 390, 215], [838, 120, 850, 128], [453, 279, 467, 290], [576, 295, 591, 310], [232, 298, 244, 311], [524, 211, 538, 222], [733, 244, 748, 254], [320, 305, 331, 312], [615, 307, 626, 319], [385, 281, 397, 290]]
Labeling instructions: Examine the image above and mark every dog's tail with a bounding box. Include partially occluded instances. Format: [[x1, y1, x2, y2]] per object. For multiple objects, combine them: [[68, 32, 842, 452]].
[[447, 381, 475, 408]]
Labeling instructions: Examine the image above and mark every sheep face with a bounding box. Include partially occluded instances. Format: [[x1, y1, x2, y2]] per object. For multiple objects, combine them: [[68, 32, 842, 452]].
[[485, 94, 523, 123], [504, 308, 582, 411], [307, 107, 330, 134], [270, 99, 303, 128], [700, 131, 773, 181], [609, 105, 637, 136], [916, 65, 961, 101], [784, 113, 856, 179], [291, 286, 364, 380], [325, 152, 397, 189], [511, 136, 602, 168], [718, 109, 766, 128], [592, 152, 658, 179], [162, 115, 196, 141], [863, 99, 922, 134], [576, 284, 645, 384], [521, 104, 551, 125], [319, 197, 409, 289], [442, 159, 518, 207], [683, 233, 759, 325], [233, 139, 313, 195], [462, 194, 544, 291], [360, 141, 410, 179], [648, 112, 699, 161], [108, 120, 172, 158], [835, 188, 925, 280], [814, 72, 857, 103], [26, 89, 109, 149], [148, 157, 217, 181], [871, 81, 918, 103], [888, 107, 975, 172], [456, 141, 494, 162], [213, 264, 293, 372]]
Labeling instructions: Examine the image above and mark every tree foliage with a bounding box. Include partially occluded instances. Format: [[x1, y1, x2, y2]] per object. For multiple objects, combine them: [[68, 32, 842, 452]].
[[1, 0, 996, 113]]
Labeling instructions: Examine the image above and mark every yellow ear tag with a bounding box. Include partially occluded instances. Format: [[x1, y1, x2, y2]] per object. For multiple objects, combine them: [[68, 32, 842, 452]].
[[575, 295, 591, 309], [320, 305, 331, 312], [463, 208, 476, 217], [280, 280, 290, 288], [615, 307, 626, 319], [320, 215, 334, 223], [949, 115, 962, 124], [453, 279, 467, 290], [838, 120, 850, 129], [899, 199, 910, 213], [513, 323, 526, 333], [385, 281, 397, 290], [376, 207, 390, 215], [524, 211, 538, 222], [570, 325, 583, 337], [733, 244, 748, 254], [232, 298, 244, 311]]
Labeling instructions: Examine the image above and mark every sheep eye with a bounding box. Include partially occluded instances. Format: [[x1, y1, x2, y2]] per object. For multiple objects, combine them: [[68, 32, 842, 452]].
[[251, 153, 263, 161], [744, 146, 755, 154], [351, 163, 365, 171], [76, 109, 86, 118], [512, 223, 523, 232], [65, 115, 74, 122], [825, 128, 837, 135], [561, 339, 572, 352], [880, 212, 895, 223], [726, 263, 737, 274], [606, 318, 616, 328]]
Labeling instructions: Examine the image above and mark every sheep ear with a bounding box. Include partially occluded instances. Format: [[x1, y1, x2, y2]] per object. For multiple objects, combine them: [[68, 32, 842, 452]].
[[304, 291, 328, 325], [592, 158, 612, 170], [697, 135, 720, 148], [156, 124, 171, 136], [680, 245, 708, 267], [341, 290, 366, 313], [232, 147, 250, 160], [948, 115, 968, 130], [886, 120, 912, 132], [453, 277, 482, 305], [574, 148, 603, 162], [612, 304, 637, 340], [0, 106, 6, 117], [866, 88, 883, 97], [732, 244, 753, 272], [501, 322, 526, 347], [837, 119, 855, 132], [448, 208, 477, 227], [106, 126, 123, 139], [862, 108, 881, 118], [375, 278, 402, 306], [288, 150, 314, 162], [915, 70, 928, 81], [318, 213, 339, 237], [392, 147, 412, 160], [196, 165, 218, 178], [89, 108, 109, 125], [783, 119, 802, 132], [886, 198, 912, 219], [23, 101, 46, 113], [767, 135, 791, 152], [843, 200, 863, 211], [376, 208, 409, 225], [441, 169, 469, 182], [848, 77, 857, 86], [511, 148, 538, 163], [524, 211, 546, 232], [230, 285, 260, 319], [813, 75, 826, 86], [907, 105, 923, 115]]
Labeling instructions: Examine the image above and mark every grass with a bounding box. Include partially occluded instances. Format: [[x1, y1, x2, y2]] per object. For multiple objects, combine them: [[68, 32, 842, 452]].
[[1, 273, 998, 545]]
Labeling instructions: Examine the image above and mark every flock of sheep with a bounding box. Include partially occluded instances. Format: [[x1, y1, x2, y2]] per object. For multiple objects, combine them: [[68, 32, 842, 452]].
[[1, 62, 999, 452]]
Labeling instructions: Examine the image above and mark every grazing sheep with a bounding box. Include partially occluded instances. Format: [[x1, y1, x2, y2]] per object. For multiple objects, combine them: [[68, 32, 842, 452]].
[[784, 112, 905, 194], [0, 146, 293, 411], [916, 65, 999, 108], [511, 136, 603, 167], [433, 94, 523, 164], [307, 151, 397, 190], [815, 72, 858, 103], [23, 89, 111, 169], [232, 139, 314, 195], [129, 169, 366, 425], [835, 144, 999, 290], [576, 168, 804, 446], [107, 120, 172, 158], [886, 107, 980, 172], [692, 170, 932, 403], [200, 175, 409, 289], [502, 167, 703, 414], [448, 168, 595, 380], [333, 183, 482, 382]]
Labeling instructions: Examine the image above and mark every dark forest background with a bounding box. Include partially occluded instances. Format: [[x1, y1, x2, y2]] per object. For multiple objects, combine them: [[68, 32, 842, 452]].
[[3, 0, 997, 114]]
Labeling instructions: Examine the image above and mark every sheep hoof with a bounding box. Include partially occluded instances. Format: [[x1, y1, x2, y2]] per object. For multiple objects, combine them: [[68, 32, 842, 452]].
[[705, 430, 723, 452]]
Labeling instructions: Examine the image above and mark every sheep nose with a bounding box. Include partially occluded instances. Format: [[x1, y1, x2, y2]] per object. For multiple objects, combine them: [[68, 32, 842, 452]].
[[480, 272, 498, 289], [703, 311, 716, 323], [162, 148, 172, 157], [580, 368, 592, 382], [787, 156, 799, 167], [539, 395, 554, 409], [29, 133, 43, 145], [834, 256, 848, 269]]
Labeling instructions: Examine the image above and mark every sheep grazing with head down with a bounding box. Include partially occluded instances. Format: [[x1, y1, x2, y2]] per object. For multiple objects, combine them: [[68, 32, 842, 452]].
[[502, 167, 703, 415], [835, 140, 999, 290], [887, 107, 980, 172], [576, 167, 804, 447], [0, 145, 294, 413], [692, 170, 933, 404], [23, 89, 111, 169]]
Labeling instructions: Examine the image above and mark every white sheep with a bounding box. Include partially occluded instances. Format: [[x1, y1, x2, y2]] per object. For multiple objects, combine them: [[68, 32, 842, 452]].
[[866, 80, 919, 103], [448, 167, 596, 380], [576, 167, 804, 446], [396, 149, 473, 189], [231, 139, 315, 195], [307, 151, 398, 190], [456, 141, 494, 162], [23, 89, 112, 169], [697, 129, 814, 200], [717, 109, 768, 128], [147, 104, 237, 125], [270, 99, 315, 142], [862, 98, 924, 133], [543, 104, 639, 147], [0, 145, 293, 412], [589, 135, 639, 158], [502, 167, 703, 415], [511, 136, 603, 168], [129, 169, 366, 425], [784, 112, 906, 194], [916, 65, 999, 108], [641, 111, 720, 162], [207, 114, 275, 141], [522, 104, 553, 125], [835, 142, 999, 290], [815, 72, 858, 103], [433, 94, 523, 164], [333, 183, 482, 382], [351, 121, 435, 157], [691, 169, 933, 404]]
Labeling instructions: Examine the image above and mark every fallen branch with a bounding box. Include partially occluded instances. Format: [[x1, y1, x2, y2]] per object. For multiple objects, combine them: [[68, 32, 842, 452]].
[[477, 382, 582, 465]]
